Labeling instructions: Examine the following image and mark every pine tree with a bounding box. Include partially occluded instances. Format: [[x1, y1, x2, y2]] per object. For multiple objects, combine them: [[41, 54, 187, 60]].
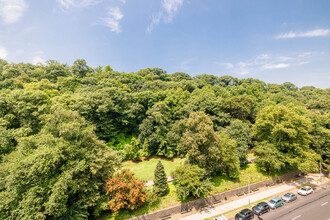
[[131, 137, 140, 160], [153, 160, 168, 196], [142, 138, 150, 158]]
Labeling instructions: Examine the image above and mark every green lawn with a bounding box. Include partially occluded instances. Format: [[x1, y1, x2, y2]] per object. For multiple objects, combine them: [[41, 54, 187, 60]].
[[123, 157, 185, 181], [211, 163, 277, 194]]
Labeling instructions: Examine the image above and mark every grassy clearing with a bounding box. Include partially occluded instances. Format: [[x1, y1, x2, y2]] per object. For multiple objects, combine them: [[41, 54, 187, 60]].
[[123, 157, 185, 181], [211, 163, 280, 194]]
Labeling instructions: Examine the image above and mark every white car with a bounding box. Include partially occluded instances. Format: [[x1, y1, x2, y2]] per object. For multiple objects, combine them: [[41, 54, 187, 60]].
[[212, 216, 227, 220], [298, 186, 313, 196]]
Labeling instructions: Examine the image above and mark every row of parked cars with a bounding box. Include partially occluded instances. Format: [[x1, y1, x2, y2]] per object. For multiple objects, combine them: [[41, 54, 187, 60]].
[[233, 186, 313, 220]]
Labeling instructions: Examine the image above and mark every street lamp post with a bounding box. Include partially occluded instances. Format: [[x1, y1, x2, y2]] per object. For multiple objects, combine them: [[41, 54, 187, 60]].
[[320, 160, 322, 183], [248, 175, 250, 208]]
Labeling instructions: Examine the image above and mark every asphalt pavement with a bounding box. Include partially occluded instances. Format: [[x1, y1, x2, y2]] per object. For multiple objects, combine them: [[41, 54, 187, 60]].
[[260, 183, 330, 220], [179, 175, 323, 220]]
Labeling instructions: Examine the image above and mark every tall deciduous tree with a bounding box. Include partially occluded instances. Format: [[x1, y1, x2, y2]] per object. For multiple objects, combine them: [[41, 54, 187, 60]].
[[179, 111, 239, 177], [223, 120, 252, 166], [153, 161, 168, 197], [223, 94, 255, 121], [0, 107, 121, 219], [173, 164, 212, 200], [71, 59, 91, 78], [253, 105, 320, 174]]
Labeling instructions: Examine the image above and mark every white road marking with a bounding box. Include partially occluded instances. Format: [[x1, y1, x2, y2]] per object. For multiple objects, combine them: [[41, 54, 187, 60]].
[[292, 215, 301, 220], [321, 202, 328, 206]]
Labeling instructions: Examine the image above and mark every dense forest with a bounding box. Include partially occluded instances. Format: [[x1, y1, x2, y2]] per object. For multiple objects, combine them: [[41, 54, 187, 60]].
[[0, 58, 329, 219]]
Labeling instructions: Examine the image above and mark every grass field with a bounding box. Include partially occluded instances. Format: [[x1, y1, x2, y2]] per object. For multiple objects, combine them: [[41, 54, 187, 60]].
[[210, 163, 278, 194], [123, 157, 185, 181], [97, 159, 287, 220]]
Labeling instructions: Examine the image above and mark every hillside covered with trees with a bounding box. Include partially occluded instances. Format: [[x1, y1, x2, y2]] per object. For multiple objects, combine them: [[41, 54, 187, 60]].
[[0, 58, 329, 219]]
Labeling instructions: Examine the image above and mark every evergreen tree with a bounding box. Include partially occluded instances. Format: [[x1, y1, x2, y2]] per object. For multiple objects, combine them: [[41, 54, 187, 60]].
[[131, 137, 140, 160], [153, 161, 168, 196], [142, 138, 151, 158]]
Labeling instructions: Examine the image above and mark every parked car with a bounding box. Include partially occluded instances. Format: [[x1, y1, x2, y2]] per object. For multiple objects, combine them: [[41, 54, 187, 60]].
[[298, 186, 313, 196], [282, 192, 297, 202], [268, 197, 284, 209], [252, 201, 271, 215], [235, 209, 254, 220], [212, 216, 227, 220]]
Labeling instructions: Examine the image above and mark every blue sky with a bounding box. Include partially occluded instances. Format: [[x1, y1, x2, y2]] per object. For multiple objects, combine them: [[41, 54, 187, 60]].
[[0, 0, 329, 88]]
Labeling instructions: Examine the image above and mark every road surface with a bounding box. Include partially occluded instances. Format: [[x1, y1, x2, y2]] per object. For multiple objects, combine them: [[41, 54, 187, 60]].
[[259, 184, 330, 220]]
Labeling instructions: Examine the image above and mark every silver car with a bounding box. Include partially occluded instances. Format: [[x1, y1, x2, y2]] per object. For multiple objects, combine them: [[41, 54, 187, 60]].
[[282, 192, 297, 202]]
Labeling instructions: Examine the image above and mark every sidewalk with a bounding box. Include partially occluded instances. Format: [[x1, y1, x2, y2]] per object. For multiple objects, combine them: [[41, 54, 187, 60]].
[[179, 174, 329, 220], [145, 176, 175, 186]]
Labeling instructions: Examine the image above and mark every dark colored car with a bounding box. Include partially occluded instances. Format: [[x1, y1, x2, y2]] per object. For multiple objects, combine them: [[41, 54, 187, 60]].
[[252, 202, 270, 215], [282, 192, 297, 202], [235, 209, 254, 220]]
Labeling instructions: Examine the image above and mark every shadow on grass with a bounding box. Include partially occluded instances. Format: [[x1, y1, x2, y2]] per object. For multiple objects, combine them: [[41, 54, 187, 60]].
[[254, 162, 297, 178], [211, 175, 238, 187], [123, 155, 177, 165]]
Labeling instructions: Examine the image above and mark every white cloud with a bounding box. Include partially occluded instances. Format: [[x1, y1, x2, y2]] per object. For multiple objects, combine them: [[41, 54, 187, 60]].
[[221, 52, 315, 75], [256, 54, 270, 60], [276, 29, 330, 39], [262, 63, 290, 70], [298, 52, 312, 58], [223, 62, 234, 69], [31, 51, 46, 64], [56, 0, 99, 9], [0, 46, 8, 59], [147, 0, 184, 32], [32, 56, 45, 65], [162, 0, 183, 22], [101, 7, 123, 33], [278, 56, 293, 62], [0, 0, 27, 24]]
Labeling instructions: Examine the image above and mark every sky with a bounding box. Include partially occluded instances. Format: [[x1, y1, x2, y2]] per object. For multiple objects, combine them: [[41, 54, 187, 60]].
[[0, 0, 330, 88]]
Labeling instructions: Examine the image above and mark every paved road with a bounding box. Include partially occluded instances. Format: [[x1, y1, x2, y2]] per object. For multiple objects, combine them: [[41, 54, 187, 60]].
[[259, 184, 330, 220], [180, 176, 317, 220]]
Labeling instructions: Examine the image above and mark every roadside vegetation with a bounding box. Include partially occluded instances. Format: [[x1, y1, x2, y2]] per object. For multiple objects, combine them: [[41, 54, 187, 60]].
[[0, 59, 328, 219]]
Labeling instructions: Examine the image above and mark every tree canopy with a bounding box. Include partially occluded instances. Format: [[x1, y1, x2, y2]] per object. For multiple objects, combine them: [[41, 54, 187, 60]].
[[0, 58, 328, 218]]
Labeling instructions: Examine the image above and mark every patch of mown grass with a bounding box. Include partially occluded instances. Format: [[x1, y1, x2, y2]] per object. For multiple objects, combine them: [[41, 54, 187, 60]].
[[123, 157, 185, 181], [211, 163, 276, 194]]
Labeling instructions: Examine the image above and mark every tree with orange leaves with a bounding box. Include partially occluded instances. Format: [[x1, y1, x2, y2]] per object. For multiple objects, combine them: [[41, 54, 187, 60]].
[[105, 168, 147, 212]]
